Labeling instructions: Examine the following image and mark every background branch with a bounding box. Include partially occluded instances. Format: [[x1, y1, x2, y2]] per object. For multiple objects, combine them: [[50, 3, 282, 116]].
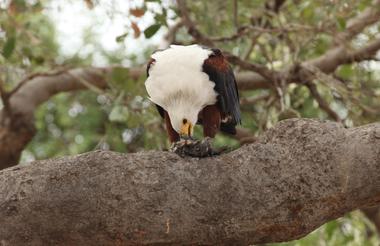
[[334, 0, 380, 44], [0, 66, 143, 169], [306, 82, 342, 122]]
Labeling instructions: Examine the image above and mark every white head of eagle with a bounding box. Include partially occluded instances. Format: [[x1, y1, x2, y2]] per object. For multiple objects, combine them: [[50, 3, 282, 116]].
[[145, 44, 241, 143]]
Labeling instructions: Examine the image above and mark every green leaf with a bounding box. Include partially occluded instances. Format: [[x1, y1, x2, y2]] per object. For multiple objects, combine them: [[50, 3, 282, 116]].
[[2, 36, 16, 59], [278, 108, 300, 121], [337, 17, 346, 31], [116, 33, 128, 43], [109, 105, 129, 123], [109, 67, 138, 93], [154, 14, 167, 26], [301, 7, 314, 21], [144, 24, 161, 38], [338, 65, 353, 79], [111, 67, 130, 84]]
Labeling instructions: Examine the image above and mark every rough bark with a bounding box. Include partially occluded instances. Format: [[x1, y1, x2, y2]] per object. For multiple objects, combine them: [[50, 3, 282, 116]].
[[1, 119, 380, 245]]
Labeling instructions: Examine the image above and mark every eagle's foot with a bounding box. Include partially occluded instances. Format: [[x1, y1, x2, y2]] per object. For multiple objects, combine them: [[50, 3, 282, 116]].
[[170, 137, 218, 157]]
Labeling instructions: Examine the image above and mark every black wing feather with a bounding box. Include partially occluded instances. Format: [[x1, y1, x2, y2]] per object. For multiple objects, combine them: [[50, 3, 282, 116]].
[[202, 50, 241, 133]]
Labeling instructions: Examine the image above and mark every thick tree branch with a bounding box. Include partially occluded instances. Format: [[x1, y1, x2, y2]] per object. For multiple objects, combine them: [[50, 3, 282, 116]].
[[304, 37, 380, 75], [234, 72, 270, 90], [334, 0, 380, 44], [9, 67, 107, 120], [0, 119, 380, 245], [0, 67, 143, 169]]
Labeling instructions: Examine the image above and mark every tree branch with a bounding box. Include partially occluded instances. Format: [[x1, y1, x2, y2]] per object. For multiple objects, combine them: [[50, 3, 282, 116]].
[[0, 66, 143, 169], [306, 82, 342, 122], [176, 0, 214, 47], [176, 0, 277, 82], [0, 119, 380, 245], [334, 0, 380, 44], [176, 0, 380, 90], [304, 37, 380, 75], [362, 207, 380, 233], [0, 78, 10, 114]]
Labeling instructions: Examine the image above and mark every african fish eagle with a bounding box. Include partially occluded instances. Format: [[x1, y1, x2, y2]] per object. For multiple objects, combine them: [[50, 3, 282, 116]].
[[145, 44, 241, 143]]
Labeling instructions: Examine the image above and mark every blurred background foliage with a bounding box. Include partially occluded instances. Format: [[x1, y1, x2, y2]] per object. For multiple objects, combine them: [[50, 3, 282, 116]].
[[0, 0, 380, 245]]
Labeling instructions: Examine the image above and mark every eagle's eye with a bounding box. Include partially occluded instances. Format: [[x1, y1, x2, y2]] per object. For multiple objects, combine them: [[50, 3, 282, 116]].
[[182, 119, 188, 124]]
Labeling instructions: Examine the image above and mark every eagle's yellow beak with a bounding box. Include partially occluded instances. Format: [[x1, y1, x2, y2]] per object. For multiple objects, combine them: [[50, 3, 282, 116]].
[[180, 120, 193, 137]]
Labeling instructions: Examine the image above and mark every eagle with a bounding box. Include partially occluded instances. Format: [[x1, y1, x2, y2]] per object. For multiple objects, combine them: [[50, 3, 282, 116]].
[[145, 44, 241, 150]]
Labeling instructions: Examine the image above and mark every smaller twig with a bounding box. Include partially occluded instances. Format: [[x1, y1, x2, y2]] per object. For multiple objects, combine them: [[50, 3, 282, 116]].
[[224, 51, 276, 82], [164, 20, 184, 44], [210, 24, 326, 43], [243, 36, 258, 60], [176, 0, 214, 47], [8, 68, 71, 98], [66, 71, 105, 95], [271, 0, 287, 13], [240, 93, 271, 106], [233, 0, 238, 30], [0, 77, 10, 113], [276, 85, 285, 111], [224, 127, 257, 145], [306, 81, 342, 122], [209, 26, 250, 42]]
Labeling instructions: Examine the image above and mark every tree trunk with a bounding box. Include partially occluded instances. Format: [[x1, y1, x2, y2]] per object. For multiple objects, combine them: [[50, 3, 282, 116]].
[[0, 119, 380, 245]]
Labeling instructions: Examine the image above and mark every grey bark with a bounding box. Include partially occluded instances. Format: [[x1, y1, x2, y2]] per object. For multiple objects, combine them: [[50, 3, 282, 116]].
[[1, 119, 380, 245]]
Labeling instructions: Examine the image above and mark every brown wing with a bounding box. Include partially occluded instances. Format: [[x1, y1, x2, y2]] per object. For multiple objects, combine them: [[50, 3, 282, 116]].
[[202, 49, 241, 134]]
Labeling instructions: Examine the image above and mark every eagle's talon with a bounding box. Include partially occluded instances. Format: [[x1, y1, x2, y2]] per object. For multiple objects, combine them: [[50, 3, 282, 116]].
[[170, 137, 219, 158]]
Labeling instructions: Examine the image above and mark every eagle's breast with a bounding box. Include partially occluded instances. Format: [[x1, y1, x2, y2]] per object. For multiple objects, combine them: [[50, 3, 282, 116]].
[[145, 45, 218, 110]]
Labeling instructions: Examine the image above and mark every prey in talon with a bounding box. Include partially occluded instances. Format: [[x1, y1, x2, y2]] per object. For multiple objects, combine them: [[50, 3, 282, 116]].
[[144, 45, 241, 158], [170, 137, 215, 157]]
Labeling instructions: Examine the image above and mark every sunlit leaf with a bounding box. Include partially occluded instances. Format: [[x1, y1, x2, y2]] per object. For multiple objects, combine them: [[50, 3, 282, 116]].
[[337, 17, 346, 31], [144, 24, 161, 38], [111, 67, 130, 85], [109, 105, 129, 123], [116, 33, 128, 43], [2, 36, 16, 59]]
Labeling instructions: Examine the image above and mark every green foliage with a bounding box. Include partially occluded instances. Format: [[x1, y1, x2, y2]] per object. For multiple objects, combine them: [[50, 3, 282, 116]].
[[2, 34, 16, 59], [268, 211, 379, 246], [144, 24, 161, 38]]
